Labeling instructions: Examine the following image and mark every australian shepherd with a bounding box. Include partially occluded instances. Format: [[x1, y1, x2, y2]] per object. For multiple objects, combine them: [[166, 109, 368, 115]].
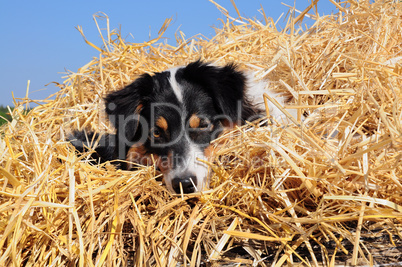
[[69, 60, 295, 194]]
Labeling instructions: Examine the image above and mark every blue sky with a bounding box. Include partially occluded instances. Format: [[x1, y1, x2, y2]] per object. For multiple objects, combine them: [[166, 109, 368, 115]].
[[0, 1, 337, 107]]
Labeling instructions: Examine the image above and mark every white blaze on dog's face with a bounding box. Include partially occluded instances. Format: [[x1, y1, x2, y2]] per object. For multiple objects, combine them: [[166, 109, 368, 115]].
[[144, 75, 224, 194], [162, 132, 210, 193], [104, 61, 268, 194]]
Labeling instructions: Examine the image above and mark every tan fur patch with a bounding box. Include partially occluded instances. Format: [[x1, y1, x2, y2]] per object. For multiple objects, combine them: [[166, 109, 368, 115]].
[[135, 104, 143, 113], [156, 116, 168, 131], [189, 114, 200, 128], [221, 119, 238, 128], [126, 145, 157, 170], [203, 144, 217, 158]]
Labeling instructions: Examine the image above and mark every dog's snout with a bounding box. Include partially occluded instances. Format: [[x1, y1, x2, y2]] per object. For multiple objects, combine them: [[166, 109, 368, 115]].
[[172, 175, 197, 194]]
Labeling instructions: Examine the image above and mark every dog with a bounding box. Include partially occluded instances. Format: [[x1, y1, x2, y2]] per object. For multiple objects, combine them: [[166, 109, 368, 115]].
[[69, 60, 295, 194]]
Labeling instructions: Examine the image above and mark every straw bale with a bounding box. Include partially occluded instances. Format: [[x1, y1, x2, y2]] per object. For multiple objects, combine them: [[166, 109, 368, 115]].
[[1, 1, 402, 266]]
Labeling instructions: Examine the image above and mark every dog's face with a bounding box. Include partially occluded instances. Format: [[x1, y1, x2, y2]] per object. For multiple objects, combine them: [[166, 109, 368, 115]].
[[105, 61, 260, 194]]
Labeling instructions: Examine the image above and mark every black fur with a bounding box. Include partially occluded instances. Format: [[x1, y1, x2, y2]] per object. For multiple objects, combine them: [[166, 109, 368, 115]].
[[103, 73, 155, 167], [177, 61, 259, 122]]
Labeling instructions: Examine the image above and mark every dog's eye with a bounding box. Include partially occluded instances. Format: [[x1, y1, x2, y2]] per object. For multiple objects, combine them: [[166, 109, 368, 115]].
[[199, 120, 212, 131], [152, 128, 161, 138]]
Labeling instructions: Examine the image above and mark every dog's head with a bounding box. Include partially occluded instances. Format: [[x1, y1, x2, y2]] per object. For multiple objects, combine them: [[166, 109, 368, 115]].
[[105, 61, 260, 194]]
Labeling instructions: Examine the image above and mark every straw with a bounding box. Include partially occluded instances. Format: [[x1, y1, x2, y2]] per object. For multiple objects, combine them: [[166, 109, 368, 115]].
[[1, 0, 402, 266]]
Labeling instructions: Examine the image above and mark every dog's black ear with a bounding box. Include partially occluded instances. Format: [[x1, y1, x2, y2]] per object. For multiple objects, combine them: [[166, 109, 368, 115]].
[[105, 74, 153, 138], [104, 74, 154, 161], [213, 63, 260, 122], [180, 61, 260, 123]]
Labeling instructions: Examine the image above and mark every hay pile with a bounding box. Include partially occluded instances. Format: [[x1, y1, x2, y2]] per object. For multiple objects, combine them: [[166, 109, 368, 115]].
[[1, 0, 402, 266]]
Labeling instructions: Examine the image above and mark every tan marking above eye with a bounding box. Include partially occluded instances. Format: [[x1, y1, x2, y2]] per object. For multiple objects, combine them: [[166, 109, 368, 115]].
[[156, 116, 168, 131], [189, 114, 201, 128], [135, 104, 143, 113]]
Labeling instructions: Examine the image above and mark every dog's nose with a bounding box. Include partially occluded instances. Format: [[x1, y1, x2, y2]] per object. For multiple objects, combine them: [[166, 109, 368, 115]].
[[172, 176, 197, 194]]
